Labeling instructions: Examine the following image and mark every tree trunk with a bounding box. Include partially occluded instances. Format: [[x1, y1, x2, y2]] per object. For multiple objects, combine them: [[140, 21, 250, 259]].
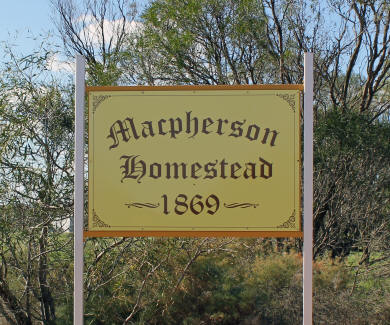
[[39, 227, 56, 324]]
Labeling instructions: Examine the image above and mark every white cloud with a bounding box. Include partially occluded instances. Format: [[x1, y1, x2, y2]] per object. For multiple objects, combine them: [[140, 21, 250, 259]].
[[47, 53, 74, 73], [79, 18, 142, 47], [46, 18, 143, 73], [76, 14, 96, 24]]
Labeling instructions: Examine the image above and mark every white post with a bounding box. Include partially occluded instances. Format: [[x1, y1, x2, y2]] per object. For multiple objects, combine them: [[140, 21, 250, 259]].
[[303, 53, 313, 325], [74, 55, 85, 325]]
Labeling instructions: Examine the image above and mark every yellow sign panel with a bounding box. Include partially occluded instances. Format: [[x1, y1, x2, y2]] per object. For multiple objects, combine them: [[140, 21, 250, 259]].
[[88, 86, 301, 236]]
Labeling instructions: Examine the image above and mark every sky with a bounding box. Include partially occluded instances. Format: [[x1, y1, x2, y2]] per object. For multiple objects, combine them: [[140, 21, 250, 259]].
[[0, 0, 147, 73], [0, 0, 362, 77], [0, 0, 56, 55]]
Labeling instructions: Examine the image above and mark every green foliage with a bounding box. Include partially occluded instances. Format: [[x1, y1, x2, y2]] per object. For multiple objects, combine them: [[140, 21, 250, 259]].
[[315, 109, 390, 159], [80, 245, 390, 324], [127, 0, 271, 85], [0, 43, 75, 324], [313, 109, 390, 259], [1, 1, 390, 324], [87, 58, 125, 86]]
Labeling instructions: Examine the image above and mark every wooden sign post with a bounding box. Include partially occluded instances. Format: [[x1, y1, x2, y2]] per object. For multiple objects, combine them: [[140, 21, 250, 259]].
[[74, 55, 85, 325], [303, 53, 314, 325]]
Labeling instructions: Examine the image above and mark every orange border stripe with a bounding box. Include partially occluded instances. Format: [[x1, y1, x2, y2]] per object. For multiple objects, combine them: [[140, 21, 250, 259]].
[[84, 231, 303, 239], [86, 84, 304, 92]]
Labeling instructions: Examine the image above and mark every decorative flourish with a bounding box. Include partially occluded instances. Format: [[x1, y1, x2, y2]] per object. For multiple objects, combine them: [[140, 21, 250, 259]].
[[277, 210, 296, 228], [276, 94, 296, 112], [93, 210, 110, 228], [224, 203, 259, 209], [125, 202, 160, 209], [92, 95, 111, 113]]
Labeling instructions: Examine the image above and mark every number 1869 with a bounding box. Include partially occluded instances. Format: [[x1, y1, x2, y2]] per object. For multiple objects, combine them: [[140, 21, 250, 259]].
[[161, 194, 220, 215]]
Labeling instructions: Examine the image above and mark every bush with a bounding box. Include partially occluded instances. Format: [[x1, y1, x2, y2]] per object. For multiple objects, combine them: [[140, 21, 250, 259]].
[[80, 240, 390, 324]]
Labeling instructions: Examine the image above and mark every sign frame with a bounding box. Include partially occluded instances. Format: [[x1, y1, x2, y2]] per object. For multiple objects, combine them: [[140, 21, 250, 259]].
[[84, 84, 304, 239]]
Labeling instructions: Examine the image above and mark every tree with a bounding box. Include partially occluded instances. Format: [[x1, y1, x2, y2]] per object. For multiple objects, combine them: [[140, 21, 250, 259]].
[[0, 43, 74, 324], [313, 109, 390, 260], [2, 0, 385, 323], [51, 0, 139, 85], [125, 0, 276, 85], [318, 0, 390, 115], [124, 0, 390, 260]]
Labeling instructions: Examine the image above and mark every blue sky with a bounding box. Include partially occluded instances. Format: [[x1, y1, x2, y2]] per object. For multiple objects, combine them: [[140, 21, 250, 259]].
[[0, 0, 55, 55], [0, 0, 148, 68]]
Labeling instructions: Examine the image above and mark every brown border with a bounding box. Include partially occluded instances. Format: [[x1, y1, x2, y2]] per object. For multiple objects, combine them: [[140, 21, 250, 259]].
[[84, 230, 303, 239], [86, 84, 304, 92], [298, 91, 303, 232], [87, 85, 303, 238]]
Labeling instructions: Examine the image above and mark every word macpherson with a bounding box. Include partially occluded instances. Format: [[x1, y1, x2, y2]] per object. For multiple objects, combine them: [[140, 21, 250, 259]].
[[107, 111, 279, 149]]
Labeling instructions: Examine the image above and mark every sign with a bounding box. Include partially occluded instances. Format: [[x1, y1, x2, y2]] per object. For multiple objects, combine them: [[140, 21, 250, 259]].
[[87, 86, 301, 236]]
